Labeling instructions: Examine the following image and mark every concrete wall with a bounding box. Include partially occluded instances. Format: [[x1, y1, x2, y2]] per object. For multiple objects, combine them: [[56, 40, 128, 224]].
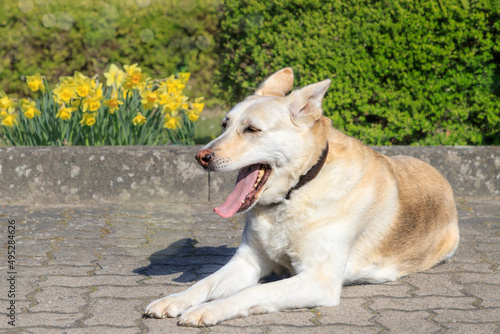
[[0, 146, 498, 206]]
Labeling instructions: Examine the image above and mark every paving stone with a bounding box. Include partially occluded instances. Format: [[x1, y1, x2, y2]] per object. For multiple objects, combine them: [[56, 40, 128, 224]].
[[19, 265, 96, 277], [89, 284, 186, 299], [55, 237, 118, 248], [15, 312, 84, 328], [92, 255, 147, 275], [375, 310, 442, 333], [342, 282, 410, 298], [316, 298, 374, 326], [49, 247, 100, 266], [370, 296, 477, 311], [142, 317, 202, 334], [28, 327, 142, 334], [100, 237, 147, 248], [402, 274, 465, 297], [441, 322, 499, 333], [474, 242, 500, 252], [38, 275, 141, 287], [215, 325, 379, 334], [83, 298, 144, 327], [109, 223, 148, 239], [459, 220, 500, 243], [219, 308, 316, 327], [462, 284, 500, 308], [148, 229, 200, 246], [18, 256, 49, 267], [450, 243, 486, 264], [433, 308, 500, 323], [29, 287, 88, 313], [14, 239, 54, 257], [478, 250, 500, 265], [427, 261, 494, 274], [19, 223, 67, 239], [24, 210, 68, 222], [454, 272, 500, 285]]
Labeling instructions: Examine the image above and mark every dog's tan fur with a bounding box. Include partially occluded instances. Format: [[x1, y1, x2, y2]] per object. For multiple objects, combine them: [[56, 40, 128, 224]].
[[145, 68, 459, 326]]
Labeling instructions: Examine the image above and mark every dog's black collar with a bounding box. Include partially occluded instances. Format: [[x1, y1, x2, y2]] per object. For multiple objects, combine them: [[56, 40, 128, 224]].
[[285, 142, 329, 200]]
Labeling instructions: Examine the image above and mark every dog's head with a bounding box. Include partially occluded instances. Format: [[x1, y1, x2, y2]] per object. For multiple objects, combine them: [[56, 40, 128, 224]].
[[196, 68, 331, 218]]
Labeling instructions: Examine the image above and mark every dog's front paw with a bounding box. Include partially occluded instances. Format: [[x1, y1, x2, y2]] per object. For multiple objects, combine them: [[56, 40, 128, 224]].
[[178, 303, 224, 327], [145, 295, 191, 319]]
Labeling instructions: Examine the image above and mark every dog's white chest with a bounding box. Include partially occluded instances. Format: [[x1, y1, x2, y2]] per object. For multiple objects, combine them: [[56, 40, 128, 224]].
[[245, 208, 303, 269]]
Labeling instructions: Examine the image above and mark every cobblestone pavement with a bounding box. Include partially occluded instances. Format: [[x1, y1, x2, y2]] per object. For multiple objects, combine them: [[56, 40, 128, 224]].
[[1, 197, 499, 333]]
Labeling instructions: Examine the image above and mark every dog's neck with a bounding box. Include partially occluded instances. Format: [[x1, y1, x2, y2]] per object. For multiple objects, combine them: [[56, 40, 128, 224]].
[[285, 142, 329, 200]]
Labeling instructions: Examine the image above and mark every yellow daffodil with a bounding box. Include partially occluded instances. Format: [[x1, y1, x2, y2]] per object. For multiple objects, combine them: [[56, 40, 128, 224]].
[[124, 64, 141, 75], [160, 93, 188, 114], [122, 63, 146, 90], [103, 89, 122, 113], [124, 72, 146, 90], [1, 111, 18, 127], [132, 112, 147, 126], [103, 98, 123, 114], [0, 96, 15, 113], [82, 96, 102, 112], [82, 86, 104, 112], [80, 112, 97, 126], [104, 64, 125, 88], [187, 112, 199, 122], [160, 76, 186, 95], [141, 90, 159, 110], [56, 105, 76, 120], [158, 93, 170, 106], [26, 73, 45, 93], [21, 101, 41, 119], [163, 114, 181, 129], [187, 100, 204, 122], [53, 84, 77, 104], [75, 73, 92, 97], [91, 84, 104, 98]]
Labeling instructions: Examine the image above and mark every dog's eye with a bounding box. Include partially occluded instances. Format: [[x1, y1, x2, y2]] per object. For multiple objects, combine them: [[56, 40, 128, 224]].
[[221, 119, 228, 131], [244, 126, 261, 133]]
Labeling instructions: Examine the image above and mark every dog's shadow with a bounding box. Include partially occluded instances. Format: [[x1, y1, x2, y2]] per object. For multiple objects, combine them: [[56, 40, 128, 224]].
[[134, 238, 237, 283], [134, 237, 287, 284]]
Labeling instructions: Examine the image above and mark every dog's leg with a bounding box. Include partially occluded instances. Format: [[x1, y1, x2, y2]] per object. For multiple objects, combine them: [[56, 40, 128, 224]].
[[177, 227, 353, 327], [178, 263, 343, 327], [145, 244, 273, 319]]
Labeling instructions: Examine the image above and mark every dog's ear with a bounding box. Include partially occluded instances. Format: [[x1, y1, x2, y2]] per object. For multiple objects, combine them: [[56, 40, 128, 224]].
[[255, 68, 294, 97], [288, 79, 331, 120]]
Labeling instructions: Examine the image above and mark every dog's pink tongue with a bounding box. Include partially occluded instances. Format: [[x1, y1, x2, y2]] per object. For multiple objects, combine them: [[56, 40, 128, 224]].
[[214, 165, 260, 218]]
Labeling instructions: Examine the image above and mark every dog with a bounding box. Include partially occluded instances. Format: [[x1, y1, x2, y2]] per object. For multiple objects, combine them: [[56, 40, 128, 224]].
[[145, 68, 459, 327]]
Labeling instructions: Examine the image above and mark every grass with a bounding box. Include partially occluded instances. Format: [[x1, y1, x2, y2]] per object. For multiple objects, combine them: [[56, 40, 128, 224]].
[[193, 108, 225, 145]]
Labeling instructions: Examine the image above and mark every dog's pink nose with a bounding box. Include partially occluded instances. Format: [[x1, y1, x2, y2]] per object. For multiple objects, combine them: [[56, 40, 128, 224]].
[[196, 148, 214, 168]]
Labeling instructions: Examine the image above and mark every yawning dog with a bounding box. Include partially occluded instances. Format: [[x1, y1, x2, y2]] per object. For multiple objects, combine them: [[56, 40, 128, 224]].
[[145, 68, 459, 327]]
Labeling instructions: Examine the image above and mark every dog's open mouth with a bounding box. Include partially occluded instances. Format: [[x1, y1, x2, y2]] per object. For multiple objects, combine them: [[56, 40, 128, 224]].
[[214, 164, 271, 218]]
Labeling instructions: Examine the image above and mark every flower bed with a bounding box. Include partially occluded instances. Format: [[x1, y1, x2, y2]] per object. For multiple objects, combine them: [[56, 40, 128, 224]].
[[0, 64, 204, 146]]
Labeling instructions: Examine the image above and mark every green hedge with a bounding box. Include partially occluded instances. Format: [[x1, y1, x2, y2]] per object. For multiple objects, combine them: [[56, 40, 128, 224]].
[[0, 0, 220, 105], [216, 0, 500, 145]]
